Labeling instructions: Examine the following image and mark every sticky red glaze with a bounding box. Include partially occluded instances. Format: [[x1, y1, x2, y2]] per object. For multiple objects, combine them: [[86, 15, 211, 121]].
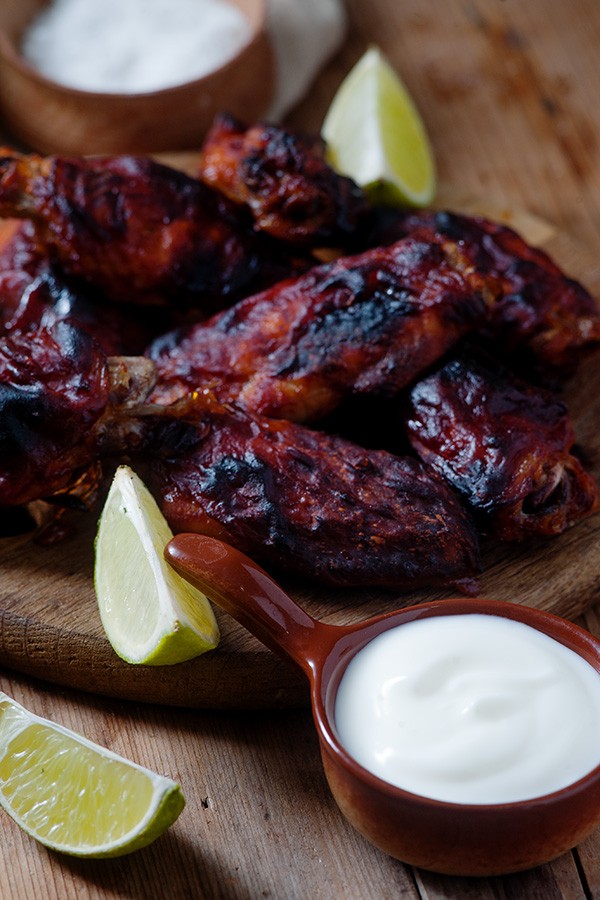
[[405, 355, 599, 539], [0, 320, 109, 506], [150, 237, 490, 417], [150, 391, 481, 591], [371, 208, 600, 376], [198, 113, 369, 245], [0, 151, 307, 310]]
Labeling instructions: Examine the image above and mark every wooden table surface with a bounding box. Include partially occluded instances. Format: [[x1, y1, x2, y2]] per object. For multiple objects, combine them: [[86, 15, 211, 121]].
[[2, 0, 600, 896]]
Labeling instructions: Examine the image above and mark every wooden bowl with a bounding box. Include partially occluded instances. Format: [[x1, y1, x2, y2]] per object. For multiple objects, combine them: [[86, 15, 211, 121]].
[[0, 0, 274, 155]]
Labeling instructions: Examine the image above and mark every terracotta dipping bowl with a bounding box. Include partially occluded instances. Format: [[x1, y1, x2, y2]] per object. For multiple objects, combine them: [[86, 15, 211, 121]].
[[0, 0, 273, 155], [166, 533, 600, 877]]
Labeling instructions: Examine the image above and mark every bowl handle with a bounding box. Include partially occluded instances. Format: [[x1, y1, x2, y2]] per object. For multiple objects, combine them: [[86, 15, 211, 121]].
[[165, 533, 334, 677]]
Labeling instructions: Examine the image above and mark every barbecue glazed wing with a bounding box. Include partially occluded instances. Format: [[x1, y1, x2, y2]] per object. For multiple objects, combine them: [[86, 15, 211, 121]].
[[404, 356, 599, 540], [145, 392, 481, 592], [6, 270, 175, 356], [198, 113, 368, 246], [0, 220, 45, 322], [0, 321, 109, 507], [0, 321, 156, 507], [0, 150, 302, 309], [373, 209, 600, 377], [0, 219, 177, 354], [0, 318, 481, 591], [149, 237, 493, 419]]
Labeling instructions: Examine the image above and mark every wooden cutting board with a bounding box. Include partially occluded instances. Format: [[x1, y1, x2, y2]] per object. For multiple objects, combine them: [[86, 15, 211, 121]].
[[1, 192, 599, 709]]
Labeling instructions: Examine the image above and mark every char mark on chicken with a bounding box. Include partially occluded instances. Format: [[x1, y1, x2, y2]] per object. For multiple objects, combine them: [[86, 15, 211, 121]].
[[0, 149, 308, 311], [0, 321, 156, 507], [368, 208, 600, 379], [0, 318, 482, 593], [198, 113, 369, 247], [404, 355, 599, 540], [144, 391, 481, 592], [149, 236, 494, 420]]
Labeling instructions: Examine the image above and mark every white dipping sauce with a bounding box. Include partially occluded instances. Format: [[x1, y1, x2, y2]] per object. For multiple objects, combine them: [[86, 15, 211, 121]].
[[334, 614, 600, 804], [21, 0, 251, 94]]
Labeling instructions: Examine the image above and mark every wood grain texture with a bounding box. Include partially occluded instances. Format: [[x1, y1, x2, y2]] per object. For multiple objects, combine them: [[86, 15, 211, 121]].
[[0, 0, 599, 896]]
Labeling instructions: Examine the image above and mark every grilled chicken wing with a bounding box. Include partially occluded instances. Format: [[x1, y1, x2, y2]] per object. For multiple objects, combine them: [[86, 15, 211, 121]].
[[8, 269, 174, 356], [0, 149, 305, 310], [198, 113, 369, 246], [0, 321, 480, 591], [0, 132, 596, 586], [0, 321, 155, 507], [149, 237, 493, 419], [0, 220, 44, 318], [145, 391, 481, 592], [404, 355, 599, 540], [370, 209, 600, 377], [0, 230, 172, 358]]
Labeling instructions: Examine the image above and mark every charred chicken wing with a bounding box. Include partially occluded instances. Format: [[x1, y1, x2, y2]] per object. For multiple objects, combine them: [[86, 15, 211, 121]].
[[404, 355, 599, 540], [149, 237, 493, 419], [0, 219, 182, 355], [0, 321, 155, 507], [0, 321, 481, 592], [0, 150, 304, 310], [145, 391, 481, 591], [373, 209, 600, 377], [198, 113, 369, 246]]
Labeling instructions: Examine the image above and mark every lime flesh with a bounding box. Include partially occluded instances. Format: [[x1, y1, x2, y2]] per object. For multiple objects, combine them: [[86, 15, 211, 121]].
[[95, 466, 219, 665], [322, 46, 436, 207], [0, 693, 185, 857]]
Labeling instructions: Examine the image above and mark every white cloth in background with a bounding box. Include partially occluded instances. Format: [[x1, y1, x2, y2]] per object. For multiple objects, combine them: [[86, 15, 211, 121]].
[[266, 0, 347, 119]]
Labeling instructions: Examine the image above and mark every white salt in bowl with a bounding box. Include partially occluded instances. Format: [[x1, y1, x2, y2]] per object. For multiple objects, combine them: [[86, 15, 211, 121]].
[[0, 0, 274, 155]]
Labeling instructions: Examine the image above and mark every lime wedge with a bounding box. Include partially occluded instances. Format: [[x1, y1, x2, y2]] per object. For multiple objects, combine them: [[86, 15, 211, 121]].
[[322, 46, 436, 207], [0, 692, 185, 857], [94, 465, 219, 665]]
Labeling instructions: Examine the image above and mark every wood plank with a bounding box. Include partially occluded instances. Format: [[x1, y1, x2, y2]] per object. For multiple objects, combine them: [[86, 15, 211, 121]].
[[415, 849, 589, 900], [0, 668, 421, 900], [573, 830, 600, 900]]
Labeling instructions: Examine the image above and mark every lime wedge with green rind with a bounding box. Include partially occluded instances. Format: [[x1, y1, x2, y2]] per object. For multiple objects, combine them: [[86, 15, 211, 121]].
[[322, 46, 436, 207], [95, 465, 219, 665], [0, 692, 185, 857]]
